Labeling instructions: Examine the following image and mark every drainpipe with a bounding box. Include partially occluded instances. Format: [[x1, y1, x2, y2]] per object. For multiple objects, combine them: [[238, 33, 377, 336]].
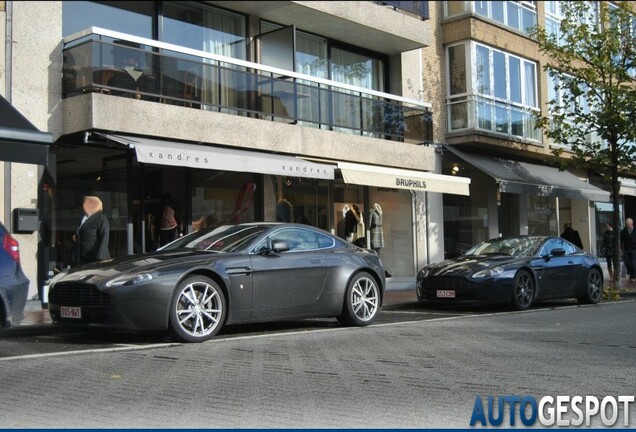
[[4, 1, 13, 230]]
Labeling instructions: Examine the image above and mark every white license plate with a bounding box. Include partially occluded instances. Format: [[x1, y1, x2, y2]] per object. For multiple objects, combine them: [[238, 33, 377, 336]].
[[60, 306, 82, 319], [436, 290, 456, 299]]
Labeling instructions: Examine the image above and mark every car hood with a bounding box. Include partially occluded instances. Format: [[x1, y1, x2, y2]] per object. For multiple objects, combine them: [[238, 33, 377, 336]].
[[424, 255, 531, 277], [54, 249, 230, 284]]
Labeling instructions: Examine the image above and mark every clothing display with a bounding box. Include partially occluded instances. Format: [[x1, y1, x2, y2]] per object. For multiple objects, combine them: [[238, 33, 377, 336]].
[[369, 203, 384, 249], [344, 207, 358, 242], [352, 205, 365, 242]]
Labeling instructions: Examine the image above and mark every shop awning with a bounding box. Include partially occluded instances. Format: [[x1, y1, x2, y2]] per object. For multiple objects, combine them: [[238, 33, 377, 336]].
[[0, 94, 53, 165], [337, 161, 471, 196], [620, 177, 636, 197], [444, 146, 610, 202], [96, 133, 335, 180]]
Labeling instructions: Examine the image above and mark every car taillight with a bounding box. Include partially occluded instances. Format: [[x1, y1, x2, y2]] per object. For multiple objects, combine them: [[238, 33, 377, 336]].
[[3, 232, 20, 262]]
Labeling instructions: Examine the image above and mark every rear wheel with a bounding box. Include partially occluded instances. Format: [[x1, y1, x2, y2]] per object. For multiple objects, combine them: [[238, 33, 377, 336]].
[[511, 270, 534, 311], [168, 276, 226, 343], [337, 272, 380, 326], [578, 268, 603, 305]]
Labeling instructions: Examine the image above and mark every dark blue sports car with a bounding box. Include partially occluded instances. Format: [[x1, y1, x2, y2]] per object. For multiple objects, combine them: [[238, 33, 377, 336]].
[[417, 236, 603, 310], [0, 221, 29, 327]]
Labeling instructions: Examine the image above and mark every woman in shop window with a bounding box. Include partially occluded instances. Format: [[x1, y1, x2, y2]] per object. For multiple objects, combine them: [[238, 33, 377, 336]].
[[158, 194, 181, 247]]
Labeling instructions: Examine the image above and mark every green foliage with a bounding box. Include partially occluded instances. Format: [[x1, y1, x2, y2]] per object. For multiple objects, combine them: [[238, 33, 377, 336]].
[[528, 1, 636, 290], [528, 1, 636, 176]]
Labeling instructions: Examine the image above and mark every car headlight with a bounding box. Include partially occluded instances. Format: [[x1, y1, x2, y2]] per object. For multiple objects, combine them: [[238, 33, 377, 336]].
[[418, 268, 432, 279], [105, 272, 158, 287], [472, 267, 504, 279]]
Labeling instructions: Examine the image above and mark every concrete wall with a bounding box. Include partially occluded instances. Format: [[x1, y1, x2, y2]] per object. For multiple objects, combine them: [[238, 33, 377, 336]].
[[63, 93, 438, 172], [10, 1, 63, 297]]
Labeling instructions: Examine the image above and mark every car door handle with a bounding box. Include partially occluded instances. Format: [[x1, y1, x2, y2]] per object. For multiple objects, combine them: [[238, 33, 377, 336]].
[[309, 259, 325, 264], [226, 267, 253, 275], [568, 261, 574, 264]]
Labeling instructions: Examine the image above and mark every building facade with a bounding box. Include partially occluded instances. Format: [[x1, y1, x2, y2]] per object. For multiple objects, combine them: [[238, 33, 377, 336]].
[[3, 0, 474, 299], [427, 0, 636, 262], [3, 1, 634, 303]]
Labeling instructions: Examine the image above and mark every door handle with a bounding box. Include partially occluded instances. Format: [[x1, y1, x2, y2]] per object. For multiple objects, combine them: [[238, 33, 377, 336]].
[[309, 259, 324, 264], [226, 267, 253, 275], [568, 261, 574, 264]]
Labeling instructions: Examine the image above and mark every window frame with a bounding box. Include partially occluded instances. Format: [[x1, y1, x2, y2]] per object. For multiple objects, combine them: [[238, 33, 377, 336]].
[[251, 227, 337, 254]]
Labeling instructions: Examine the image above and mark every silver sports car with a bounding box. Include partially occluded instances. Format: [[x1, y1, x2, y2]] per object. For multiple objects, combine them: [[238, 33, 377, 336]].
[[49, 223, 385, 342]]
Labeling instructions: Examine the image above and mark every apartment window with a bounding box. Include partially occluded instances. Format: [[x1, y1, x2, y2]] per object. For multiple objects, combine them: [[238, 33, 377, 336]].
[[63, 1, 154, 38], [545, 1, 599, 45], [444, 1, 536, 34], [447, 42, 540, 141], [162, 2, 246, 60]]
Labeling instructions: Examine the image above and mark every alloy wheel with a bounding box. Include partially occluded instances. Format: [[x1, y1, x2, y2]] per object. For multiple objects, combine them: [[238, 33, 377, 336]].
[[514, 272, 534, 308], [350, 277, 379, 322], [588, 269, 602, 303], [175, 281, 223, 338]]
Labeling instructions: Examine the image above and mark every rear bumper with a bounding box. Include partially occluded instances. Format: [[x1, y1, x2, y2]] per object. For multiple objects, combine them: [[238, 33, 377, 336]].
[[0, 273, 30, 326]]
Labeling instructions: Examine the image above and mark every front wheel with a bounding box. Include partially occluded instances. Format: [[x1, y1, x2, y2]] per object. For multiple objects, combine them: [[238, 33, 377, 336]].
[[337, 272, 380, 326], [511, 270, 534, 311], [168, 276, 226, 343], [578, 268, 603, 305]]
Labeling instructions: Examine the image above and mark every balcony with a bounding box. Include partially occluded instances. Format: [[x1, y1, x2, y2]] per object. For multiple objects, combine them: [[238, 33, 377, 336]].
[[63, 28, 432, 145], [447, 95, 541, 143]]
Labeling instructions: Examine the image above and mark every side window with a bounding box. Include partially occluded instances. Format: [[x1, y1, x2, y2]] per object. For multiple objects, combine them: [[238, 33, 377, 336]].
[[316, 232, 336, 249], [563, 242, 576, 255], [541, 239, 560, 256], [270, 229, 320, 251]]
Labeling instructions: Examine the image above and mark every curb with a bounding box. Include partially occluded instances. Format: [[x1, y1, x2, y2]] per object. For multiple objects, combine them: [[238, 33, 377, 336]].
[[0, 323, 58, 338]]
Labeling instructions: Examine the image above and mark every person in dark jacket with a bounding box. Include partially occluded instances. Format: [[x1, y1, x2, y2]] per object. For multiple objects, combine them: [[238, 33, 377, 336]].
[[601, 223, 615, 281], [561, 222, 583, 249], [72, 196, 110, 266], [620, 217, 636, 283]]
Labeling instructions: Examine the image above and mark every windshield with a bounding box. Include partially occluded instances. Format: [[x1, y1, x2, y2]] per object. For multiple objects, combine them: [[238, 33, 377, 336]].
[[463, 237, 544, 257], [161, 225, 267, 252]]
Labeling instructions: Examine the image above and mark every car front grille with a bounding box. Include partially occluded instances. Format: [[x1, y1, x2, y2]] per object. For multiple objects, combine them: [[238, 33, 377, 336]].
[[421, 276, 475, 292], [50, 283, 111, 306]]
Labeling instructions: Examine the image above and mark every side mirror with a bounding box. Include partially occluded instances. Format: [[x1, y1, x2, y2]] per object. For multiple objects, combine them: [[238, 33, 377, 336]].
[[271, 240, 290, 253], [550, 248, 566, 257]]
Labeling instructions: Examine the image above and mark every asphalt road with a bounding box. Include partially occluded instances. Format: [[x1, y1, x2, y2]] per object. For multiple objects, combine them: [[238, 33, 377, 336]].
[[0, 300, 634, 428]]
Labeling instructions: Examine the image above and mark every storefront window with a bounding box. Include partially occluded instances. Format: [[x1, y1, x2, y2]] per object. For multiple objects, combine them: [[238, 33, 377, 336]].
[[368, 188, 415, 278], [527, 196, 557, 235], [264, 176, 330, 231], [52, 145, 130, 268], [191, 170, 257, 231], [442, 160, 490, 258]]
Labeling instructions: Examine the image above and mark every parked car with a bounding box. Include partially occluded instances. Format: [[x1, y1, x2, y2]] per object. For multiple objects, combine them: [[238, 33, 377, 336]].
[[0, 221, 29, 327], [49, 223, 385, 342], [417, 236, 603, 310]]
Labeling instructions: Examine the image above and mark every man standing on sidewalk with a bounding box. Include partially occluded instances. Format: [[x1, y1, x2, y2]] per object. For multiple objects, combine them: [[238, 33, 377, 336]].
[[620, 218, 636, 283]]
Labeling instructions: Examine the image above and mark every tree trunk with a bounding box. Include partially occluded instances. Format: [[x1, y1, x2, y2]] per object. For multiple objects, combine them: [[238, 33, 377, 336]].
[[611, 147, 621, 291]]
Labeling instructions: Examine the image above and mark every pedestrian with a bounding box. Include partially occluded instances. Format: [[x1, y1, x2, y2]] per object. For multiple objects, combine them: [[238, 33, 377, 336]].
[[72, 196, 110, 267], [561, 222, 583, 249], [620, 217, 636, 283], [158, 194, 181, 247], [601, 222, 615, 281]]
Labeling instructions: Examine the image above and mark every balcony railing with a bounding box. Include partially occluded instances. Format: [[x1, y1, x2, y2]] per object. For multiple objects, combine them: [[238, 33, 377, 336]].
[[62, 27, 433, 144], [447, 95, 541, 142], [374, 1, 429, 20]]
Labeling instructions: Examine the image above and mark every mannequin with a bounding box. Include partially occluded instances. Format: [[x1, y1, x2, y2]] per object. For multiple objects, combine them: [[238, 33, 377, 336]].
[[351, 205, 365, 242], [344, 205, 357, 242], [276, 198, 294, 223], [369, 203, 384, 250]]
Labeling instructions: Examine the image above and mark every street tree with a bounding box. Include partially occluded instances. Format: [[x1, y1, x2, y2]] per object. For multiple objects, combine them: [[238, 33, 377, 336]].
[[529, 1, 636, 289]]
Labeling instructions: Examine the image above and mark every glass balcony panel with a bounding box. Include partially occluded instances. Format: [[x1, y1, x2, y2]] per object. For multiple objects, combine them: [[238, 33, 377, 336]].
[[63, 33, 432, 143]]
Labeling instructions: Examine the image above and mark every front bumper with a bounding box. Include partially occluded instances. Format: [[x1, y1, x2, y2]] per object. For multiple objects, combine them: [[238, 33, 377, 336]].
[[48, 279, 175, 330], [416, 276, 513, 304]]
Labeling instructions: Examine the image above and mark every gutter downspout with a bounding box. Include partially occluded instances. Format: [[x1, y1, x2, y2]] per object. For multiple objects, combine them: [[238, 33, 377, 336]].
[[4, 1, 13, 230]]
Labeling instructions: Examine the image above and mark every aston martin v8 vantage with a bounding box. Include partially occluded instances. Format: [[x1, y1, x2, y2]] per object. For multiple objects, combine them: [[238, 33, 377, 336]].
[[49, 223, 385, 342]]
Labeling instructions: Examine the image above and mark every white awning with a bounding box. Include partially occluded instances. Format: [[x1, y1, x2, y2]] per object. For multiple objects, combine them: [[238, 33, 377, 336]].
[[97, 133, 335, 180], [337, 162, 470, 196], [620, 177, 636, 197]]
